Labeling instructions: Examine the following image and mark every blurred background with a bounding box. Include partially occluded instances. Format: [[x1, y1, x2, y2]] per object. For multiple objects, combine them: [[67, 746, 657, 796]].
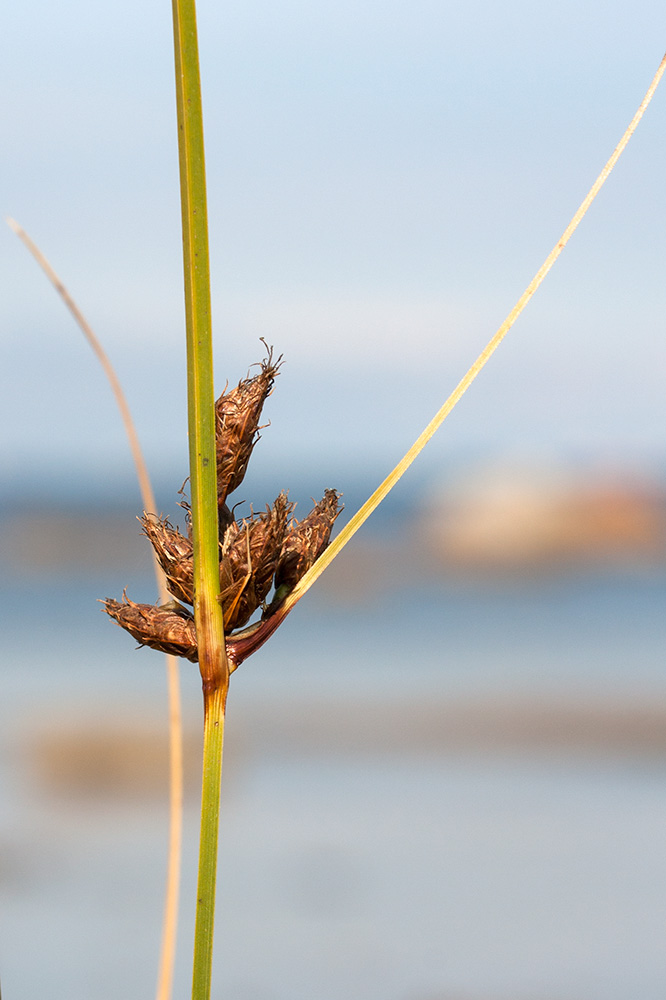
[[2, 1, 666, 998]]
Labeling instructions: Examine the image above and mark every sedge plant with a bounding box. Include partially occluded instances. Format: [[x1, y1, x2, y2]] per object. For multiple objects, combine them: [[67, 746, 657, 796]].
[[112, 8, 666, 996], [11, 3, 666, 997]]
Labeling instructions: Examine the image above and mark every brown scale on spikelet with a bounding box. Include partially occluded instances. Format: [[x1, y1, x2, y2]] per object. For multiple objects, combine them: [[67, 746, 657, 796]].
[[267, 488, 342, 612], [215, 342, 282, 507], [103, 593, 199, 662], [140, 513, 194, 605], [218, 491, 292, 631]]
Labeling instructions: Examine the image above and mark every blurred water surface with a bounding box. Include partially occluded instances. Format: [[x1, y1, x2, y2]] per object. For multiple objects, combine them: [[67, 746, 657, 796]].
[[1, 532, 666, 1000]]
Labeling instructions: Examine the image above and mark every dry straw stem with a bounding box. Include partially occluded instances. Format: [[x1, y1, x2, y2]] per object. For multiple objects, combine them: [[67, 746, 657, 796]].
[[279, 49, 666, 617], [7, 218, 184, 1000]]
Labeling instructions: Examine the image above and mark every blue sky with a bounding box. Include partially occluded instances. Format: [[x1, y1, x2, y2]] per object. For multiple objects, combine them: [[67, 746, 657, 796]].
[[3, 1, 666, 499]]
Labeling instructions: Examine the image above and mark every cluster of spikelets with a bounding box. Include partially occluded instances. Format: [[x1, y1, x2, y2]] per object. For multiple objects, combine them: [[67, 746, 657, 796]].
[[103, 347, 341, 663]]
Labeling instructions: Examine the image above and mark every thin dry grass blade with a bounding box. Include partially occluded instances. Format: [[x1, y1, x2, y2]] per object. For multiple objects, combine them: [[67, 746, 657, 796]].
[[7, 218, 183, 1000], [279, 50, 666, 617], [7, 218, 161, 534]]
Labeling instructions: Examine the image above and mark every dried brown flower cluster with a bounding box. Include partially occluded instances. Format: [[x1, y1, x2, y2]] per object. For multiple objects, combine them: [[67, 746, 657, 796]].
[[104, 348, 341, 666]]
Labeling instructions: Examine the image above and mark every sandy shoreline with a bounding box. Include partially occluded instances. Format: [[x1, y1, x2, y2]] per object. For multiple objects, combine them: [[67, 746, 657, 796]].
[[24, 694, 666, 799]]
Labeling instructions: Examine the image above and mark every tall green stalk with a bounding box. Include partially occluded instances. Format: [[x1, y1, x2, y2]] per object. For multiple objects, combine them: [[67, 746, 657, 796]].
[[171, 1, 229, 997]]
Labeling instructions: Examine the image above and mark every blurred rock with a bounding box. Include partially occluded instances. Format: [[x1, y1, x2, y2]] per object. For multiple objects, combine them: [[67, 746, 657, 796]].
[[421, 464, 666, 574], [28, 718, 202, 800]]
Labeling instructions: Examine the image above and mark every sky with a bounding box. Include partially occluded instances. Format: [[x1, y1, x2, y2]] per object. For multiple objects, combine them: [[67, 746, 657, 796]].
[[2, 0, 666, 504]]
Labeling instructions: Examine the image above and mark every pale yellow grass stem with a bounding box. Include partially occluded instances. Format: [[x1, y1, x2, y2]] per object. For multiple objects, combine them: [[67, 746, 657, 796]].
[[7, 218, 183, 1000], [282, 50, 666, 616]]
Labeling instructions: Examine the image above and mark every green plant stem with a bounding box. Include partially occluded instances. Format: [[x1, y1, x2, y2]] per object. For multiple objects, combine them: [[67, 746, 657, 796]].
[[171, 0, 229, 996], [171, 0, 222, 652], [193, 684, 228, 1000]]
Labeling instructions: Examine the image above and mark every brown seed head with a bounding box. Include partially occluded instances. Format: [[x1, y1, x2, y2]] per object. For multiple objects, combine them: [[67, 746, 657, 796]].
[[272, 488, 342, 601], [102, 345, 342, 666], [103, 593, 198, 662], [215, 343, 282, 504], [140, 514, 194, 605]]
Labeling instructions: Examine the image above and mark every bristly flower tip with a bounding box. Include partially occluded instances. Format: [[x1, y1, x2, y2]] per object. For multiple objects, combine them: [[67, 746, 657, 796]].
[[103, 346, 341, 667], [215, 341, 282, 509], [267, 489, 342, 614]]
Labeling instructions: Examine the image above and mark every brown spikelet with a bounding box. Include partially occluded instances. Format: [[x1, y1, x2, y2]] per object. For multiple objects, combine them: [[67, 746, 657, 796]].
[[103, 593, 198, 662], [215, 343, 282, 505], [218, 491, 292, 631], [140, 514, 194, 605], [270, 488, 342, 607]]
